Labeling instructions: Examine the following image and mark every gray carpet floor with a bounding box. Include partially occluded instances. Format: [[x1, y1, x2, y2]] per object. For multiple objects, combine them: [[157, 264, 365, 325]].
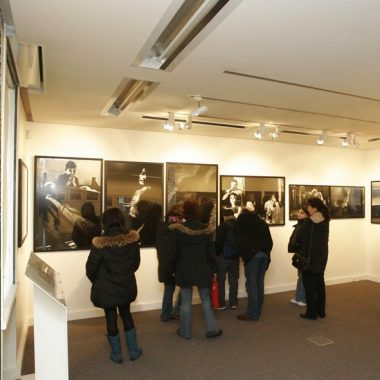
[[22, 280, 380, 379]]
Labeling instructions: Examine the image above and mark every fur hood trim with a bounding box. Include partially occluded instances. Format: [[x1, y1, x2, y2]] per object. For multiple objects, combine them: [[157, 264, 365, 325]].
[[92, 230, 139, 249], [169, 223, 214, 236], [310, 211, 325, 224]]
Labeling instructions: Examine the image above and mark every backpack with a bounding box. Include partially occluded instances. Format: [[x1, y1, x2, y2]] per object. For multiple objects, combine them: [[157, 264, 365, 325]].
[[222, 221, 237, 259]]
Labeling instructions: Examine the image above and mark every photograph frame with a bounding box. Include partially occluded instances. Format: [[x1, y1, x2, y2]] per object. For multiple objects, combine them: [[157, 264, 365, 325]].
[[105, 160, 164, 247], [18, 159, 28, 247], [166, 162, 218, 230], [220, 175, 285, 226], [34, 156, 103, 252], [329, 185, 365, 219], [288, 184, 330, 220], [371, 181, 380, 224]]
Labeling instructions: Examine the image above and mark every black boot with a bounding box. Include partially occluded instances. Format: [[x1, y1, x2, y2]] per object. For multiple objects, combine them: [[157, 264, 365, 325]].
[[125, 328, 143, 361], [107, 334, 124, 364]]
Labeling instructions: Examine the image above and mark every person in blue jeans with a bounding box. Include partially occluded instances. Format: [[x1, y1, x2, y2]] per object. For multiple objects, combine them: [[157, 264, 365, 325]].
[[155, 204, 183, 321], [288, 206, 309, 306], [235, 206, 273, 321], [169, 200, 222, 339]]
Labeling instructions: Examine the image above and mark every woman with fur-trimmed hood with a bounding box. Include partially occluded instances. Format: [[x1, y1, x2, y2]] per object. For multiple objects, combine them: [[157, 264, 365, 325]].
[[169, 200, 222, 340], [86, 207, 142, 364]]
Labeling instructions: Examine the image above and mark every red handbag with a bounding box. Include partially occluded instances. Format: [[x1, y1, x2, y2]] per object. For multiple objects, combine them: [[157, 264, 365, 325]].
[[210, 278, 220, 309]]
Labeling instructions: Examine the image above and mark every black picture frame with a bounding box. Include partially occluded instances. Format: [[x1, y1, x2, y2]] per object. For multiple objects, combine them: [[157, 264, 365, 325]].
[[105, 161, 164, 247], [34, 156, 103, 251], [371, 181, 380, 224], [289, 184, 330, 220], [18, 159, 28, 247], [166, 162, 218, 230], [220, 175, 285, 226], [329, 186, 365, 219]]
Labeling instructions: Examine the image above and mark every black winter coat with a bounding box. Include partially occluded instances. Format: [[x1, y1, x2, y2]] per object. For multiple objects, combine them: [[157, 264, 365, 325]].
[[235, 212, 273, 264], [156, 221, 176, 284], [86, 227, 141, 309], [287, 219, 307, 253], [215, 216, 238, 260], [169, 219, 217, 288], [296, 213, 329, 273]]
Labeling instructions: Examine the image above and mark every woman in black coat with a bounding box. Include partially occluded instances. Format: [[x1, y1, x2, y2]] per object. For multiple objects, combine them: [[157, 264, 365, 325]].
[[86, 207, 142, 364], [297, 197, 330, 320], [169, 200, 222, 340]]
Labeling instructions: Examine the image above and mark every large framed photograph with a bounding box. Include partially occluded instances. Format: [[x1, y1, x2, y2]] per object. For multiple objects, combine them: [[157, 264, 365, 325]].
[[371, 181, 380, 224], [330, 186, 365, 219], [105, 161, 164, 246], [289, 184, 330, 220], [34, 156, 103, 251], [221, 175, 285, 225], [18, 159, 29, 247], [166, 162, 218, 229]]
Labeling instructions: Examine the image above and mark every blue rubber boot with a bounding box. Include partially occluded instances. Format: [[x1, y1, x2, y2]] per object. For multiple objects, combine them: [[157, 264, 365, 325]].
[[107, 334, 124, 364], [125, 328, 143, 361]]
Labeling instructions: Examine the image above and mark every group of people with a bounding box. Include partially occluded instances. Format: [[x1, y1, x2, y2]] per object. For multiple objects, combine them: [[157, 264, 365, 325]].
[[84, 195, 330, 364]]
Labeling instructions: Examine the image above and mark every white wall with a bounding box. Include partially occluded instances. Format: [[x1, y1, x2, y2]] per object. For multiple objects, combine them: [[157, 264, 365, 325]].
[[23, 122, 373, 322], [365, 148, 380, 281]]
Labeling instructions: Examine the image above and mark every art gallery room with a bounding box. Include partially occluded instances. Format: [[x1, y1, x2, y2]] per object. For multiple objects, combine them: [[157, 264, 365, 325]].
[[1, 0, 380, 379]]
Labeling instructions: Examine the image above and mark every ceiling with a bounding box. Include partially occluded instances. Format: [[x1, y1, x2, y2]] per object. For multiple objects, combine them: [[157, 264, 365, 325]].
[[6, 0, 380, 149]]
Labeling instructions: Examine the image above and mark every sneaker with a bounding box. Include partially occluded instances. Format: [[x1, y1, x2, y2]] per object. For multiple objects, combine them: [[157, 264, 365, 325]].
[[230, 305, 237, 309], [290, 299, 298, 304], [297, 301, 307, 307], [216, 306, 227, 310]]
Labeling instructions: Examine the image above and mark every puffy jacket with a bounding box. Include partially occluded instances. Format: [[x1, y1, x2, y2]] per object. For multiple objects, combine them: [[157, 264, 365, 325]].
[[86, 227, 140, 309], [169, 219, 217, 288], [156, 221, 176, 283], [287, 219, 307, 253]]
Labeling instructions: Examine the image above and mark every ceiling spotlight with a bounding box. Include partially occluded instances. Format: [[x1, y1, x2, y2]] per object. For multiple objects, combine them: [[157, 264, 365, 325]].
[[163, 112, 175, 131], [190, 96, 208, 117], [341, 137, 349, 147], [316, 130, 328, 145], [269, 127, 279, 140]]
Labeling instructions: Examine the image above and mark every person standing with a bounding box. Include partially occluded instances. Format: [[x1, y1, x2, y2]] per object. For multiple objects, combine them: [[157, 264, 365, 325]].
[[169, 200, 222, 339], [215, 208, 239, 310], [86, 208, 142, 363], [297, 197, 330, 320], [235, 206, 273, 321], [287, 206, 309, 306], [155, 204, 183, 321]]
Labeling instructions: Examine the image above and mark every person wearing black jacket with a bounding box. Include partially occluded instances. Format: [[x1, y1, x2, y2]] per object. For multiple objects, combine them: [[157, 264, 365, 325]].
[[86, 208, 142, 364], [235, 207, 273, 321], [296, 197, 330, 320], [215, 208, 239, 309], [155, 204, 183, 321], [169, 200, 222, 339]]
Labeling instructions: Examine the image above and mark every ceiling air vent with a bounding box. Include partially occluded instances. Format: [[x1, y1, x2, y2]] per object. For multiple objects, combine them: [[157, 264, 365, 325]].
[[18, 44, 44, 94], [101, 78, 157, 117], [135, 0, 231, 70]]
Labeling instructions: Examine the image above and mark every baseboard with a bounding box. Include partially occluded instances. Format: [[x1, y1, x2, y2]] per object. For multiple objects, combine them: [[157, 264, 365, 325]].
[[26, 276, 379, 323]]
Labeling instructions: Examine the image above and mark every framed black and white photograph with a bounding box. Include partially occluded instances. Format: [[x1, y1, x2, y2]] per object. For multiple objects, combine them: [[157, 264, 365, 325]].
[[166, 162, 218, 230], [221, 175, 285, 225], [105, 161, 164, 246], [34, 156, 103, 251], [289, 184, 330, 220], [371, 181, 380, 224], [330, 186, 365, 219], [18, 159, 28, 247]]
